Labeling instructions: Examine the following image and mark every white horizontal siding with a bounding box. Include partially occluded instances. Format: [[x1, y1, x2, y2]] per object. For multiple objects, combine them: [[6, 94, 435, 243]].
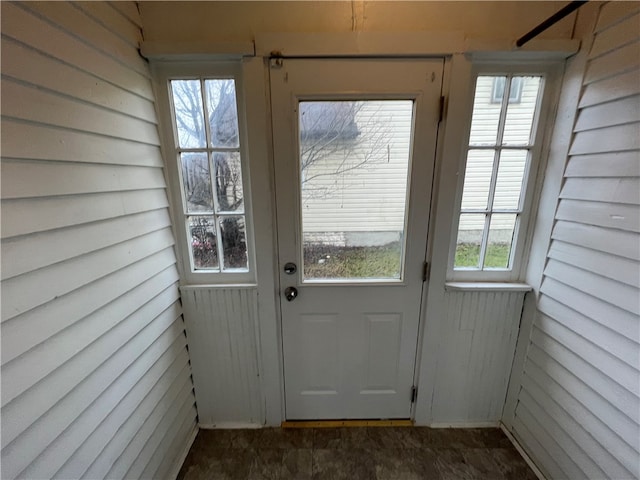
[[0, 2, 196, 479], [431, 289, 526, 424], [0, 2, 153, 100], [301, 101, 412, 234], [469, 76, 541, 146], [299, 88, 537, 237], [510, 3, 640, 479], [301, 95, 530, 237], [1, 189, 170, 239]]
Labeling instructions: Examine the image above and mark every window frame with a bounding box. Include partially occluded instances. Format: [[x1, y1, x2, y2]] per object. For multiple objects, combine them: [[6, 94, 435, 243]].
[[152, 61, 257, 285], [447, 62, 561, 282]]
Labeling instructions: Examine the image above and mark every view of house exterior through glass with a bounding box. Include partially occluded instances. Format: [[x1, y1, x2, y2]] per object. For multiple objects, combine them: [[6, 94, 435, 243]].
[[297, 100, 414, 280], [170, 79, 248, 272], [454, 75, 543, 271]]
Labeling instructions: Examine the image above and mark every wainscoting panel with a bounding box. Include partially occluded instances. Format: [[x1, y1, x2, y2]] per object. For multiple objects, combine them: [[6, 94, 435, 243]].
[[180, 286, 263, 426], [430, 289, 526, 424]]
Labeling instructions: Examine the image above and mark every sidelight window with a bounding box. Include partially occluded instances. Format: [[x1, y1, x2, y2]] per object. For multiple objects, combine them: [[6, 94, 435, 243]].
[[168, 77, 250, 276], [451, 73, 546, 279]]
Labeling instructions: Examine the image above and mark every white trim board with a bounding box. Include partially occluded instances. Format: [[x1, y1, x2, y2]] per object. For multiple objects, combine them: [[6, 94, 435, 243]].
[[180, 284, 258, 291], [429, 422, 500, 428], [141, 41, 255, 60], [500, 423, 548, 480], [466, 39, 580, 60], [255, 32, 464, 57], [254, 33, 578, 58], [198, 423, 263, 429], [142, 35, 579, 60], [169, 424, 198, 480], [445, 282, 533, 292]]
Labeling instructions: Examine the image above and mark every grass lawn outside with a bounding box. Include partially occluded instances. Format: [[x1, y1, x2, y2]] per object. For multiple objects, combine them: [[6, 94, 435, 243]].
[[300, 240, 511, 279], [304, 242, 402, 279], [454, 243, 511, 269]]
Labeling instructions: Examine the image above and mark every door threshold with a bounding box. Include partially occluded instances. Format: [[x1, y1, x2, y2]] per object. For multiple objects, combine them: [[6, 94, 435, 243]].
[[281, 419, 414, 428]]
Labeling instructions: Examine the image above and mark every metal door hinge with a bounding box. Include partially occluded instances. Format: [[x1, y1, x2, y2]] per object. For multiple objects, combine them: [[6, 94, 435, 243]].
[[422, 261, 431, 282], [270, 52, 284, 69], [411, 386, 418, 403], [438, 96, 446, 123]]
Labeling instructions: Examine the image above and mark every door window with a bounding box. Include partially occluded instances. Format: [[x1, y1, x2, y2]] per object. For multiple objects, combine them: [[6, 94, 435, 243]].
[[298, 100, 415, 281]]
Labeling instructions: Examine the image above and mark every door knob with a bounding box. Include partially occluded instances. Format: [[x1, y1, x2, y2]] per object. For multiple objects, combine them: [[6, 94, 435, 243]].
[[284, 286, 298, 301]]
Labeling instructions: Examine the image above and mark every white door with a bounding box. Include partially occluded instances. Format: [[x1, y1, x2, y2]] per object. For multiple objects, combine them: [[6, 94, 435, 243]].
[[271, 59, 443, 420]]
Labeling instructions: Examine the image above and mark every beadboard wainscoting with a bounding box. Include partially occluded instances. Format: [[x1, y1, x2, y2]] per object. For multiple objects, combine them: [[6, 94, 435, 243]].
[[430, 288, 528, 425], [180, 286, 264, 427]]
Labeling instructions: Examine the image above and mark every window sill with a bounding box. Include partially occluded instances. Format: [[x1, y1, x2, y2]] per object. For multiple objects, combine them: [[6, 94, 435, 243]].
[[180, 284, 258, 290], [445, 282, 532, 292]]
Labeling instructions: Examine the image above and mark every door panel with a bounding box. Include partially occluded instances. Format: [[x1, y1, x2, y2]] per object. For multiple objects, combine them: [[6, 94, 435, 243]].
[[271, 59, 443, 420], [293, 314, 340, 394], [363, 313, 403, 392]]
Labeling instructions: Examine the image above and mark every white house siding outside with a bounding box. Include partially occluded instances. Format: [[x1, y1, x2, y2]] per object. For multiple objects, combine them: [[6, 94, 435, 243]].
[[458, 75, 542, 244], [300, 100, 411, 248], [300, 77, 541, 247]]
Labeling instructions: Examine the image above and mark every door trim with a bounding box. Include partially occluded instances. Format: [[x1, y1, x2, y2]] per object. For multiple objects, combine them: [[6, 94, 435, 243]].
[[270, 57, 445, 421]]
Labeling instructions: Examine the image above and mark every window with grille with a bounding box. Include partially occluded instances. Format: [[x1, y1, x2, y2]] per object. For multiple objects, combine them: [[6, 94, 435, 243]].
[[169, 78, 249, 274], [452, 74, 545, 276]]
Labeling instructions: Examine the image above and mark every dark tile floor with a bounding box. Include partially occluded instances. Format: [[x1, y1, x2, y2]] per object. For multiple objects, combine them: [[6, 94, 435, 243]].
[[177, 427, 537, 480]]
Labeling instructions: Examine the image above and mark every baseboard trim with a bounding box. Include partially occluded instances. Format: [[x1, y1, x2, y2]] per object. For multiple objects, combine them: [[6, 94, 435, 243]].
[[199, 422, 263, 429], [500, 423, 547, 480], [170, 423, 198, 480], [428, 421, 500, 428], [282, 419, 414, 428]]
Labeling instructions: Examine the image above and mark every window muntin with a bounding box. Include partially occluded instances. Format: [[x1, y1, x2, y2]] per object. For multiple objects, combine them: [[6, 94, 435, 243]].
[[454, 75, 543, 273], [170, 78, 248, 273], [491, 76, 523, 104]]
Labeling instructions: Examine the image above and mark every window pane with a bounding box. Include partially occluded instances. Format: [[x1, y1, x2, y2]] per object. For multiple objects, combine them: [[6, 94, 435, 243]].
[[171, 80, 206, 148], [188, 216, 218, 270], [205, 80, 239, 148], [299, 100, 413, 280], [494, 150, 528, 210], [180, 153, 213, 213], [503, 76, 542, 146], [213, 152, 244, 213], [469, 76, 504, 146], [461, 149, 495, 210], [485, 214, 516, 269], [454, 214, 486, 268], [219, 216, 247, 270], [492, 77, 523, 104]]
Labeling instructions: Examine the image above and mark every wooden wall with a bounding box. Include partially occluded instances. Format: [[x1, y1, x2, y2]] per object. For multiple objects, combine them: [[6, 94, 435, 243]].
[[138, 1, 577, 45], [0, 2, 197, 478], [505, 2, 640, 478]]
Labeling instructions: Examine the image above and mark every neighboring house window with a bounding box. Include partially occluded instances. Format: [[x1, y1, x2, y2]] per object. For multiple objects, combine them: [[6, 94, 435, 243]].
[[452, 74, 545, 278], [491, 76, 523, 104], [168, 77, 249, 275]]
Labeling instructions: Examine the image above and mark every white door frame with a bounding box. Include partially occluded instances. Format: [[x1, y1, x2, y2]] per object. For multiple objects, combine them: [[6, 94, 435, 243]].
[[269, 57, 446, 421], [241, 53, 464, 425]]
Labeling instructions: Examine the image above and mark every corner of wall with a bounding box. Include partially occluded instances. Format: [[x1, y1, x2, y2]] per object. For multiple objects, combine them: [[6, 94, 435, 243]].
[[500, 2, 602, 432]]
